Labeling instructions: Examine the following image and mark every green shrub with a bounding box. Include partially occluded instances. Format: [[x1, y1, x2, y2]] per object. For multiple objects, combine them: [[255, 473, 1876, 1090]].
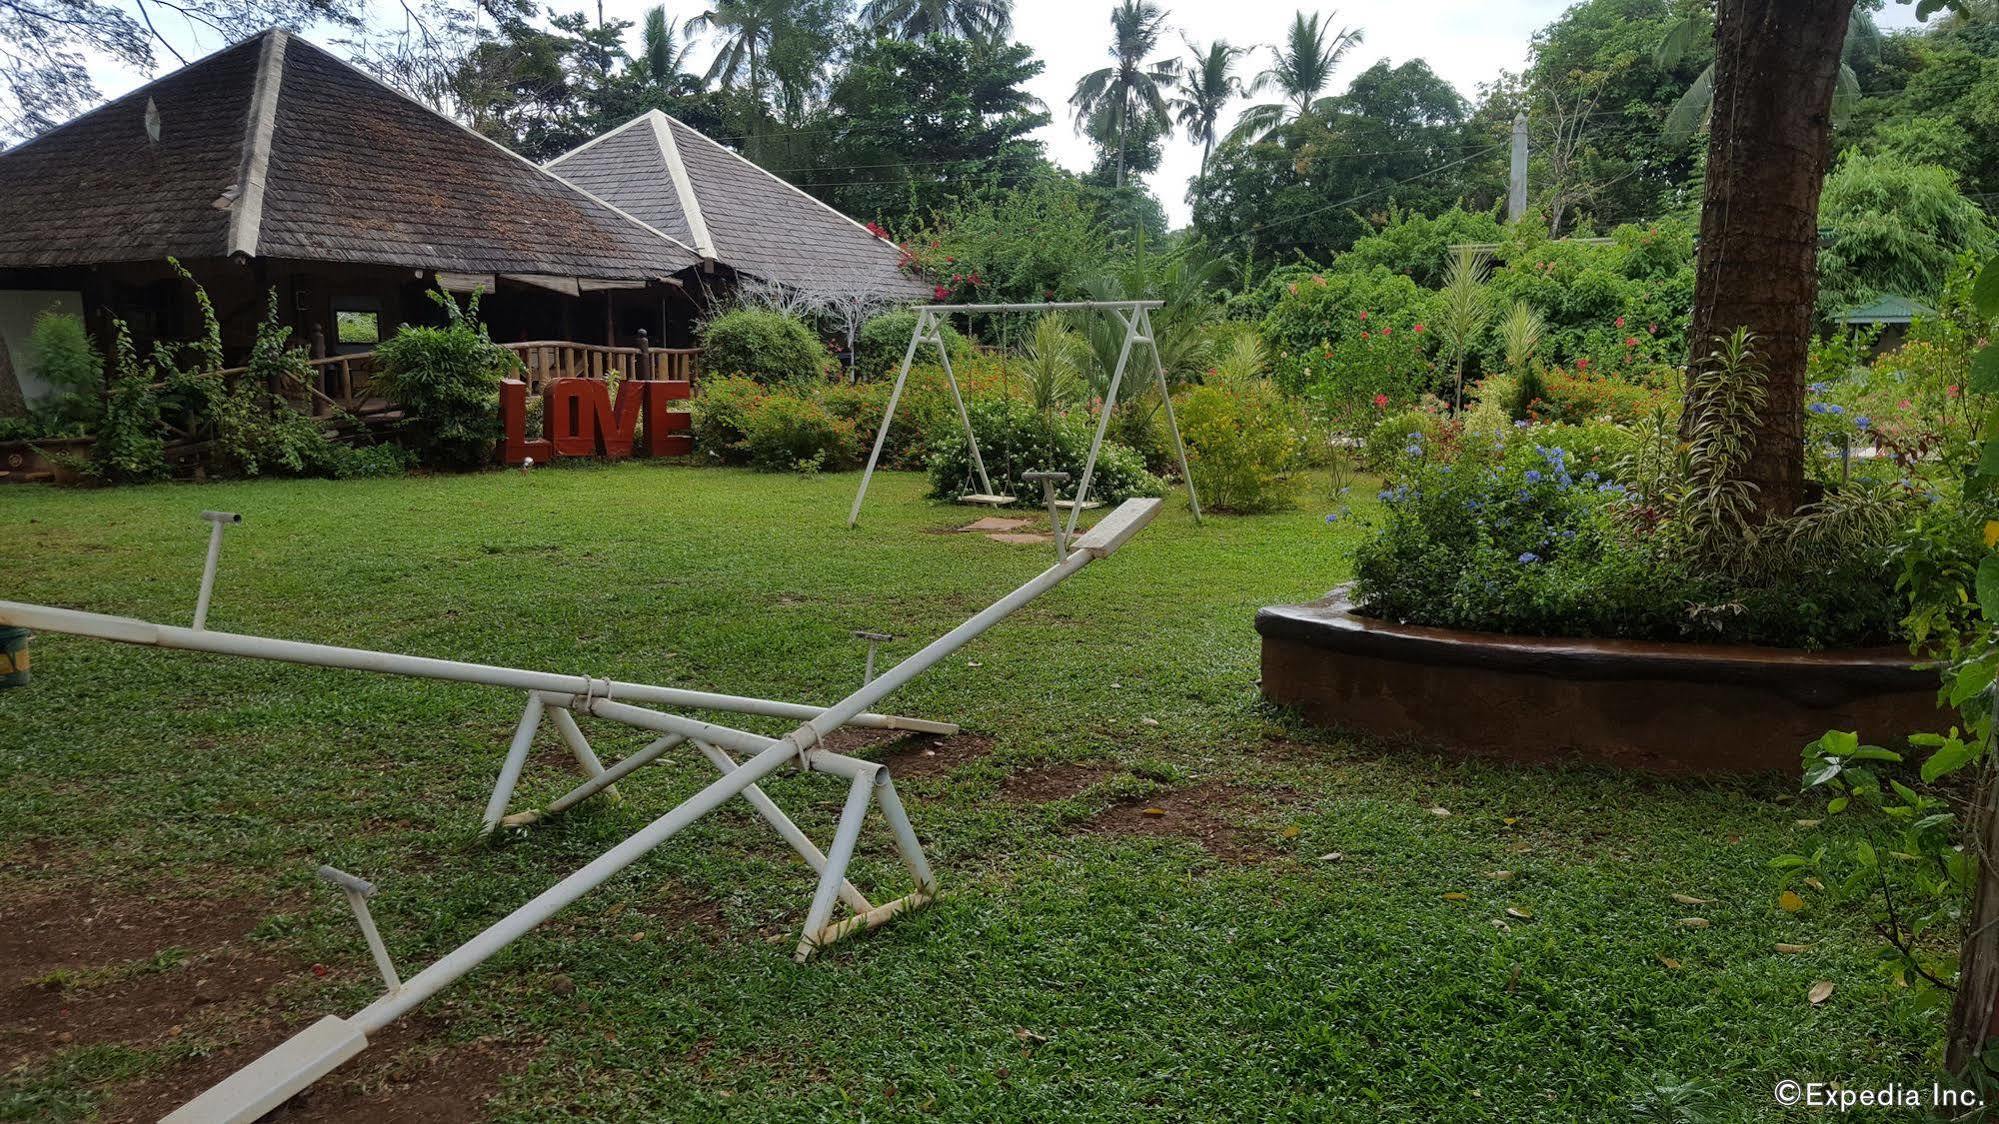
[[185, 295, 347, 478], [739, 393, 859, 472], [90, 323, 167, 484], [699, 308, 825, 384], [1174, 376, 1301, 513], [854, 310, 966, 381], [1363, 409, 1445, 473], [27, 310, 102, 431], [371, 288, 517, 470], [689, 375, 765, 464], [925, 398, 1163, 506]]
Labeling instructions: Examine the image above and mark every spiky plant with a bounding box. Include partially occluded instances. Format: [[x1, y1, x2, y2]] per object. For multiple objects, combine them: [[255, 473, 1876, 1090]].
[[1018, 314, 1087, 413], [1225, 11, 1363, 145], [1498, 300, 1545, 375], [1434, 245, 1493, 412]]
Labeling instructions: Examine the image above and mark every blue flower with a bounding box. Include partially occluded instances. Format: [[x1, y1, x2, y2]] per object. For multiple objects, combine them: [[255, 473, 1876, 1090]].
[[1807, 402, 1827, 414], [1808, 381, 1831, 394], [1524, 469, 1543, 483], [1324, 512, 1343, 523], [1854, 415, 1872, 429], [1518, 552, 1540, 564], [1514, 420, 1529, 428]]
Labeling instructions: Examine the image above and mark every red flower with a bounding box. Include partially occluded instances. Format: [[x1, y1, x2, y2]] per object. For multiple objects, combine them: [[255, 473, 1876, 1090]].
[[1412, 323, 1425, 333], [1614, 316, 1626, 328], [1624, 337, 1638, 348], [1898, 399, 1912, 410], [1373, 393, 1389, 408], [1576, 358, 1591, 371], [1949, 384, 1962, 398], [1382, 325, 1393, 336], [1359, 310, 1369, 320], [933, 285, 949, 300], [1360, 330, 1371, 340]]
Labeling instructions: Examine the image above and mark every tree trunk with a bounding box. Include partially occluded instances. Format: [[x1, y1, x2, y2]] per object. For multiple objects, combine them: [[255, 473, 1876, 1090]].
[[1685, 0, 1853, 519], [1950, 741, 1999, 1074]]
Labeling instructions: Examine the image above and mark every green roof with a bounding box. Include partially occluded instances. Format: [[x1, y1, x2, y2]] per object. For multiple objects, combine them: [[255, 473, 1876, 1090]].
[[1838, 294, 1933, 324]]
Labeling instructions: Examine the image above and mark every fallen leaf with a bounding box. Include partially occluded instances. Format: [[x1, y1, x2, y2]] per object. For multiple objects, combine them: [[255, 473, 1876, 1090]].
[[1679, 917, 1710, 929], [1281, 825, 1301, 839], [1429, 806, 1452, 817], [1443, 892, 1469, 901], [1141, 807, 1166, 818], [1140, 717, 1159, 727], [1487, 870, 1517, 881], [967, 661, 982, 668], [1502, 816, 1519, 826], [1491, 918, 1510, 932], [1014, 1028, 1048, 1044], [1808, 980, 1835, 1005], [1671, 893, 1712, 905], [1506, 964, 1521, 993], [1778, 890, 1805, 913], [1319, 852, 1343, 862], [1804, 877, 1825, 891], [1795, 819, 1822, 828], [1775, 943, 1813, 954], [1657, 954, 1682, 969], [1505, 906, 1534, 920]]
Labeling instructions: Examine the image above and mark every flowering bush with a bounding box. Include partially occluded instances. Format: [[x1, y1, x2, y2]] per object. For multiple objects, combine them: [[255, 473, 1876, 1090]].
[[1528, 364, 1676, 425], [1349, 422, 1907, 648], [1260, 267, 1437, 397]]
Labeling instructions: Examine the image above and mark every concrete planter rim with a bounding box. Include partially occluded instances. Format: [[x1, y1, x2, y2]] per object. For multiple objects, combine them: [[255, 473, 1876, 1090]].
[[1256, 583, 1930, 702]]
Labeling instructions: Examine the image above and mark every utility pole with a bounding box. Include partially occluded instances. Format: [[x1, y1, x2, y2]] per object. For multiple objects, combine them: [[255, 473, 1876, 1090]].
[[1508, 112, 1528, 224]]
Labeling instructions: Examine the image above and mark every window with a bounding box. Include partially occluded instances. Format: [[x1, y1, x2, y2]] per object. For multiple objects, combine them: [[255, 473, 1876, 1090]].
[[335, 309, 380, 346]]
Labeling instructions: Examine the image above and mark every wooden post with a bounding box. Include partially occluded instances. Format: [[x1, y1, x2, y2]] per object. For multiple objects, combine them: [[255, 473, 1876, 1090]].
[[637, 330, 651, 381], [1950, 730, 1999, 1071]]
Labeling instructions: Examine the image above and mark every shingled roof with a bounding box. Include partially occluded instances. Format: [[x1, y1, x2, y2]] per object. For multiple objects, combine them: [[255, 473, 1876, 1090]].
[[547, 111, 928, 300], [0, 31, 700, 280]]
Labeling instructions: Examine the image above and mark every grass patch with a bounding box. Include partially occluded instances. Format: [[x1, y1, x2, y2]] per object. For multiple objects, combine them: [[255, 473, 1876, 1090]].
[[0, 464, 1942, 1120]]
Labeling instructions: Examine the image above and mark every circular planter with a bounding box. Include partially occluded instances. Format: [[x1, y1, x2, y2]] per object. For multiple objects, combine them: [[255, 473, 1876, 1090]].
[[1256, 586, 1944, 773]]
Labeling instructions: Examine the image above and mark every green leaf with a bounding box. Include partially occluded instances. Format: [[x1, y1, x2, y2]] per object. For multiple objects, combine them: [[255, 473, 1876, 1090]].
[[1980, 555, 1999, 622], [1975, 255, 1999, 320], [1847, 746, 1903, 763], [1978, 438, 1999, 478], [1804, 761, 1844, 788], [1768, 854, 1810, 869], [1922, 737, 1978, 782], [1828, 796, 1850, 814], [1972, 345, 1999, 395]]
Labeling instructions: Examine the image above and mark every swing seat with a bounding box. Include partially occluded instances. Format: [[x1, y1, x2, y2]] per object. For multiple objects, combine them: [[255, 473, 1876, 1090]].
[[1052, 499, 1103, 511], [960, 493, 1018, 507]]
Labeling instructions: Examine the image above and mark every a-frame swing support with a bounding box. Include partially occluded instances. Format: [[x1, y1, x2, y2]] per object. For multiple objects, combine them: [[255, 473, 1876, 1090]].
[[848, 300, 1202, 529]]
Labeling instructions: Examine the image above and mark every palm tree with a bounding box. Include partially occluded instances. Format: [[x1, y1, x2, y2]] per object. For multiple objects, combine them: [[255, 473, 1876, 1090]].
[[1070, 0, 1179, 188], [641, 6, 695, 87], [1225, 11, 1362, 146], [690, 0, 775, 100], [1434, 246, 1493, 412], [1654, 10, 1878, 146], [1171, 37, 1247, 190], [860, 0, 1012, 39]]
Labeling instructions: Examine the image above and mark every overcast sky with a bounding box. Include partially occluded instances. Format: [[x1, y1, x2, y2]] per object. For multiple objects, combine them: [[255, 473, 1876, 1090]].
[[84, 0, 1932, 227]]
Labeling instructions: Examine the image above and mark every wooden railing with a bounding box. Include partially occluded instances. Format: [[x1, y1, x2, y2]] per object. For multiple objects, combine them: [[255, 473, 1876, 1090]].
[[209, 338, 702, 419], [508, 340, 702, 391]]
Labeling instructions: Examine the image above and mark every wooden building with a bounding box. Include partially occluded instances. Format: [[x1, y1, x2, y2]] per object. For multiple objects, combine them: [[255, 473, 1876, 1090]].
[[0, 30, 705, 397]]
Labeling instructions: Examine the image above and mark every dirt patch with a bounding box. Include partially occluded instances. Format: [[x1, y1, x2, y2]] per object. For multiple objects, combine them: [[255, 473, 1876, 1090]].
[[818, 728, 996, 781], [111, 1014, 528, 1124], [1082, 782, 1281, 863], [0, 885, 287, 1071], [956, 517, 1034, 533], [2, 881, 528, 1122], [999, 763, 1107, 803], [985, 532, 1053, 546]]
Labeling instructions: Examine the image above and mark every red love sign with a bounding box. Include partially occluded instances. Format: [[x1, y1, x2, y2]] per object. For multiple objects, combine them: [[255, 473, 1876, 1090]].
[[501, 378, 692, 464]]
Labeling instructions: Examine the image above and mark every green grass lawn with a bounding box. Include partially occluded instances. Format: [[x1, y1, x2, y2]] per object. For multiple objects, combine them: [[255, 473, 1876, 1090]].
[[0, 464, 1943, 1121]]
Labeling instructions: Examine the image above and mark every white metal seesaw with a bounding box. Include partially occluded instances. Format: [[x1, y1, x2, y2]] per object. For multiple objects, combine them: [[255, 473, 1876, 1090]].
[[0, 496, 1164, 1124]]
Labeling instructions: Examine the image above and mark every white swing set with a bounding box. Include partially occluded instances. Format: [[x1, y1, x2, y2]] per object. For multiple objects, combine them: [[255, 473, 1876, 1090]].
[[847, 300, 1202, 539]]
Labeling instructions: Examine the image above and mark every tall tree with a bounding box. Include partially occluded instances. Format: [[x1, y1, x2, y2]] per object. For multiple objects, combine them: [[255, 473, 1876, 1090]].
[[1225, 10, 1362, 145], [859, 0, 1011, 40], [1069, 0, 1178, 188], [1684, 0, 1856, 518], [641, 5, 695, 87], [1171, 37, 1247, 190], [809, 34, 1050, 225]]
